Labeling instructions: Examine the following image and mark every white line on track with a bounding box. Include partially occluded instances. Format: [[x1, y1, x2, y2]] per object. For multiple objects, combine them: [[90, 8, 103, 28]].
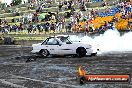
[[0, 79, 27, 88], [10, 74, 80, 88]]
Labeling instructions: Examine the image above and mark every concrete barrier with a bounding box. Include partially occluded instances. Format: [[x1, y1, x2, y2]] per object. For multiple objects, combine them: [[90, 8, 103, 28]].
[[15, 40, 42, 46]]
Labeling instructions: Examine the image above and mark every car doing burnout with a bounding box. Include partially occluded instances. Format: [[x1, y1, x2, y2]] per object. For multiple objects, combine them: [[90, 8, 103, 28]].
[[31, 35, 97, 57]]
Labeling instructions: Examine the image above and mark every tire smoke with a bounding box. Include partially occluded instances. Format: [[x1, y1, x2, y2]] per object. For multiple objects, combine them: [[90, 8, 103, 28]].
[[69, 29, 132, 53]]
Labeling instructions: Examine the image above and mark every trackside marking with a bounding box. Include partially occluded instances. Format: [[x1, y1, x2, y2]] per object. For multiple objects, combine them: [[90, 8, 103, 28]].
[[11, 74, 80, 88], [0, 79, 27, 88]]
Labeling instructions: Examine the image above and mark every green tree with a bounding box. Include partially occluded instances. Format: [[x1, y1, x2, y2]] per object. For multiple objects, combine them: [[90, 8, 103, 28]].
[[12, 0, 22, 6]]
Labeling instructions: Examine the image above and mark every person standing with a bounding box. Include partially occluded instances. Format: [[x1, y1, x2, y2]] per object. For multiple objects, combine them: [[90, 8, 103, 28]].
[[112, 21, 116, 30], [89, 22, 94, 32], [55, 22, 59, 33], [62, 16, 66, 31], [37, 24, 41, 34], [67, 22, 72, 32], [59, 22, 63, 33], [45, 22, 50, 34], [27, 24, 32, 34], [84, 21, 87, 32], [86, 21, 89, 33], [50, 22, 55, 33], [70, 15, 74, 25], [104, 21, 108, 30]]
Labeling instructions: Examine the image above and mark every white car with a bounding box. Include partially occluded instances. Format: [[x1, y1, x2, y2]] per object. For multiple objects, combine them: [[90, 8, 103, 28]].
[[31, 35, 97, 57]]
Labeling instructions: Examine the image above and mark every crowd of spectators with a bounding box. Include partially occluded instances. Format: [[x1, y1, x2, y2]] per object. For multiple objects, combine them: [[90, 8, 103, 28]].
[[0, 0, 131, 34]]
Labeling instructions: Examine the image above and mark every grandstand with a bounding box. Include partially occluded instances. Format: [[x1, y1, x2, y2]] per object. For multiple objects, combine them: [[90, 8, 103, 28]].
[[75, 0, 132, 31], [0, 0, 131, 35], [0, 0, 131, 45]]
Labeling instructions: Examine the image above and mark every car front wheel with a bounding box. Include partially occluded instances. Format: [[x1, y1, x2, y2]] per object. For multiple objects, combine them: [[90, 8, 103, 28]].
[[40, 49, 49, 57]]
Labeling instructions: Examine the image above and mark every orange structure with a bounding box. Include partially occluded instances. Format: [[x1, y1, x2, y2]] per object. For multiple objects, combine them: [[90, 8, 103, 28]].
[[76, 12, 131, 31]]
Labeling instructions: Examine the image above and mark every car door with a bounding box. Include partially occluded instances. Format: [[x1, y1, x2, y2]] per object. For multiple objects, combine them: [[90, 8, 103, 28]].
[[58, 38, 74, 55], [41, 38, 59, 54]]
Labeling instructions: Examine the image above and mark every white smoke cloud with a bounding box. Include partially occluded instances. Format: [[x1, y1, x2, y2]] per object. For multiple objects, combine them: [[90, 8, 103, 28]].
[[69, 29, 132, 53]]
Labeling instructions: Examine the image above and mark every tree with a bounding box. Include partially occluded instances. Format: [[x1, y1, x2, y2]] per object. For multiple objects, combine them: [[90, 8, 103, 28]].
[[11, 0, 22, 6]]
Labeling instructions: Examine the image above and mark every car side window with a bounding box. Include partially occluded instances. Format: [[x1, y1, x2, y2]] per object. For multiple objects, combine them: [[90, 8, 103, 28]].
[[60, 37, 72, 44], [46, 38, 59, 45]]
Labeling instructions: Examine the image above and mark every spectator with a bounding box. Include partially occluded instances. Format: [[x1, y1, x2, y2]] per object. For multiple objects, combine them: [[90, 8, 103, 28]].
[[98, 26, 105, 33], [89, 22, 94, 32], [27, 24, 32, 34], [19, 23, 23, 31], [67, 22, 72, 32], [45, 22, 50, 33], [128, 21, 132, 29], [113, 16, 118, 22], [59, 1, 63, 10], [12, 24, 18, 32], [70, 15, 74, 25], [91, 9, 95, 16], [51, 15, 56, 20], [67, 0, 72, 9], [104, 21, 108, 30], [56, 22, 60, 32], [59, 22, 63, 33], [37, 24, 41, 34], [107, 22, 112, 29], [84, 21, 88, 32], [112, 21, 116, 30], [62, 16, 66, 29], [86, 22, 89, 32], [50, 22, 55, 33]]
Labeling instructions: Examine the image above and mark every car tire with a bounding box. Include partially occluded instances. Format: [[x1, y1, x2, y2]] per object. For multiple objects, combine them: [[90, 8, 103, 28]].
[[40, 49, 49, 57], [76, 47, 86, 57]]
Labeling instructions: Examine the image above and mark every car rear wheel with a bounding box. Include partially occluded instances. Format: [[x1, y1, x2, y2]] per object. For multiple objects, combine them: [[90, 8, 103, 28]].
[[40, 49, 49, 57], [76, 47, 86, 57]]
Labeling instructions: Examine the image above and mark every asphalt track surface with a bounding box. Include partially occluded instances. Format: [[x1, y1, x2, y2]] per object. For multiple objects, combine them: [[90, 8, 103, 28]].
[[0, 45, 132, 88]]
